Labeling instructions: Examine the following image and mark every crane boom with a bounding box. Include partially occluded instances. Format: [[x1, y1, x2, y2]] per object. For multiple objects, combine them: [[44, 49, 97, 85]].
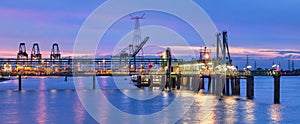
[[131, 36, 149, 57]]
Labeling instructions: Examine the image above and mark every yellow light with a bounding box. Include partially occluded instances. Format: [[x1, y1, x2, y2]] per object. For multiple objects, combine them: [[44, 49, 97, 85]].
[[130, 65, 134, 69], [102, 59, 106, 63], [204, 54, 210, 59]]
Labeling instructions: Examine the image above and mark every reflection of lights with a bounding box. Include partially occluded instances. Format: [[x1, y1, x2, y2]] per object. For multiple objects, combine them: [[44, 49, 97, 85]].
[[224, 97, 237, 123], [195, 94, 218, 123], [36, 85, 47, 123], [269, 104, 282, 122], [50, 89, 57, 93], [244, 101, 255, 123], [122, 89, 129, 93]]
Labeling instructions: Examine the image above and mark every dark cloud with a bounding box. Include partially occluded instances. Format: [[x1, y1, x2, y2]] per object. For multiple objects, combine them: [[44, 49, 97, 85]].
[[260, 50, 300, 55]]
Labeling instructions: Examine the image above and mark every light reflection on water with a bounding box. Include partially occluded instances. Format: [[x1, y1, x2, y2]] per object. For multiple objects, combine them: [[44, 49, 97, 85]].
[[36, 78, 47, 123], [269, 104, 282, 123], [243, 100, 256, 123], [0, 76, 299, 123], [224, 97, 238, 124]]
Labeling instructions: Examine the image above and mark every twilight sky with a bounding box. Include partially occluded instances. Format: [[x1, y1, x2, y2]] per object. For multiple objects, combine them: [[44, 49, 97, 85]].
[[0, 0, 299, 70]]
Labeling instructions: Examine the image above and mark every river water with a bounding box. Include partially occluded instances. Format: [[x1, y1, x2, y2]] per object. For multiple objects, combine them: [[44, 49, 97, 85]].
[[0, 76, 299, 123]]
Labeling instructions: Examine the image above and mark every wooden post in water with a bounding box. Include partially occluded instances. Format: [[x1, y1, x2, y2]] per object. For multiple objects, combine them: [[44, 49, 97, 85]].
[[18, 75, 22, 91], [274, 75, 280, 104], [246, 76, 254, 99], [93, 75, 96, 90]]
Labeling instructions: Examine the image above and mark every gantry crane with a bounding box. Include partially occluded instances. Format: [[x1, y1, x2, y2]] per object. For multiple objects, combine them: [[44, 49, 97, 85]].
[[17, 43, 28, 67], [30, 43, 42, 66]]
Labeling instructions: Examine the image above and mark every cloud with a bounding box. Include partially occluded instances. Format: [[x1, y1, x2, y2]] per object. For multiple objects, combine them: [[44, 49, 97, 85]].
[[259, 50, 300, 60], [261, 50, 300, 55]]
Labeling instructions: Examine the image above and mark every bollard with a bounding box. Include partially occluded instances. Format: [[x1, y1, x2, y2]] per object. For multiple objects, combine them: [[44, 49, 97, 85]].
[[93, 75, 96, 90], [18, 75, 22, 91], [246, 76, 254, 99], [274, 75, 280, 104]]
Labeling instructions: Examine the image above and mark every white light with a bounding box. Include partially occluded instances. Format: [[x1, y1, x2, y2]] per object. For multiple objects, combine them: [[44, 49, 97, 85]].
[[247, 66, 252, 69]]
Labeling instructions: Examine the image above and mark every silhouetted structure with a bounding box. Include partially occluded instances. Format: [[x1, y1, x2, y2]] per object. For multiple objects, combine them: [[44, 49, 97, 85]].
[[50, 43, 61, 67], [17, 43, 28, 66], [30, 43, 42, 65]]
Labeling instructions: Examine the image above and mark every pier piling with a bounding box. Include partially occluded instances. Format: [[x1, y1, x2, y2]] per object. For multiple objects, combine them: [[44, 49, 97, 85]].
[[208, 76, 211, 93], [177, 74, 181, 90], [226, 78, 230, 95], [18, 75, 22, 91], [93, 75, 96, 90], [274, 75, 280, 104], [246, 76, 254, 99], [235, 77, 240, 95], [199, 77, 204, 90], [230, 78, 235, 95]]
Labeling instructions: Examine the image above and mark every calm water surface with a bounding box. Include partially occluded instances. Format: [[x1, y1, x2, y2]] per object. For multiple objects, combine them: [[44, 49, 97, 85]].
[[0, 76, 299, 123]]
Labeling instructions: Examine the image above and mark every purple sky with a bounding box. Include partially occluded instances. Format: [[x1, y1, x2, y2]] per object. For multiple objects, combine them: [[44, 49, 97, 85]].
[[0, 0, 299, 70]]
